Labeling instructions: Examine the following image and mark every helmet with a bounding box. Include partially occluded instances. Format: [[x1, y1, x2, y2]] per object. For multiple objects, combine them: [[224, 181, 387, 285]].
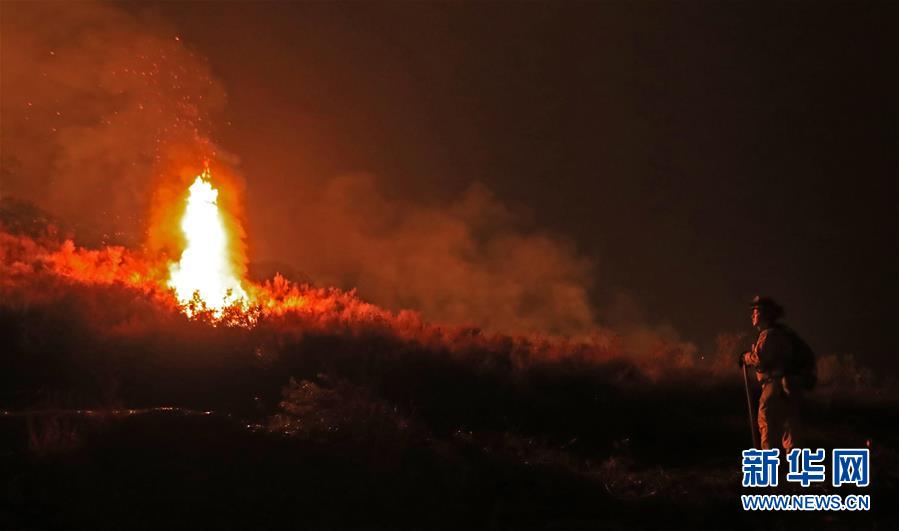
[[749, 295, 784, 321]]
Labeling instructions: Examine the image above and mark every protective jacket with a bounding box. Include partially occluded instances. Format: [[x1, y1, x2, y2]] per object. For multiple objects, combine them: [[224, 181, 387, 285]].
[[746, 325, 792, 383]]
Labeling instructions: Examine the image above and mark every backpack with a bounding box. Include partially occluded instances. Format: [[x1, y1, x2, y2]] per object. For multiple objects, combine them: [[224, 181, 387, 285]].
[[778, 324, 817, 391]]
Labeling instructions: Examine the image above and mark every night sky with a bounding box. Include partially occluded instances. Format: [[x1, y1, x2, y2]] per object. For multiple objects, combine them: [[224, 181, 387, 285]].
[[10, 2, 897, 366]]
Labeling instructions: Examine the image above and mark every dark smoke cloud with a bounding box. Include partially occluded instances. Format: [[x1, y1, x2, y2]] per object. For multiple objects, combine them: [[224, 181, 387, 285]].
[[0, 1, 225, 244]]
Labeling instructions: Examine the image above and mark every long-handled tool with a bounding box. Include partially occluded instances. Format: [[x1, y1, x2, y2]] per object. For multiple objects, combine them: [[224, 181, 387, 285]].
[[742, 360, 760, 449]]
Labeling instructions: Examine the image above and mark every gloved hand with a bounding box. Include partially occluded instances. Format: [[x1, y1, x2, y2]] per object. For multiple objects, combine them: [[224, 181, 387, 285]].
[[737, 351, 749, 368]]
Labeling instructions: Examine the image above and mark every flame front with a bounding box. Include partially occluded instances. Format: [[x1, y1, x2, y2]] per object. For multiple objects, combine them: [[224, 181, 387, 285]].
[[168, 169, 247, 316]]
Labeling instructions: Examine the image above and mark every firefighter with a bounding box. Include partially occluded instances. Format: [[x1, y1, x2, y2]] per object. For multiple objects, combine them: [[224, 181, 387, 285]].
[[741, 296, 801, 453]]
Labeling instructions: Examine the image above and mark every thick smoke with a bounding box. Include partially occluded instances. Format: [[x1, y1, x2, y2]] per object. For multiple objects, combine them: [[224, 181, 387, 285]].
[[260, 174, 598, 336], [0, 1, 226, 245]]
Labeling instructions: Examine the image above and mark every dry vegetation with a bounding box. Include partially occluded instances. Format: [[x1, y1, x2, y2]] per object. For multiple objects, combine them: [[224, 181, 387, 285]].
[[1, 200, 896, 529]]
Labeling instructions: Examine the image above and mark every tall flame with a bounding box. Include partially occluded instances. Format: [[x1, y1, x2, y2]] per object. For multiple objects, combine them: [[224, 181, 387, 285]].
[[168, 169, 247, 316]]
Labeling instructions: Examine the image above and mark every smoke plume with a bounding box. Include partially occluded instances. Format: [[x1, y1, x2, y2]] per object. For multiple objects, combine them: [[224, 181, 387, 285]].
[[1, 1, 694, 350], [260, 174, 597, 336], [0, 1, 226, 244]]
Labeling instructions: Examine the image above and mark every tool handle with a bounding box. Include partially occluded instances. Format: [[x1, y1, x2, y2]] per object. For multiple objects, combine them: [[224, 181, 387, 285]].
[[742, 363, 760, 449]]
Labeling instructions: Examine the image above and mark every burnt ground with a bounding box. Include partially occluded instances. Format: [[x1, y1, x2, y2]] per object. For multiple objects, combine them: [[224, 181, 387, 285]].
[[0, 282, 897, 530]]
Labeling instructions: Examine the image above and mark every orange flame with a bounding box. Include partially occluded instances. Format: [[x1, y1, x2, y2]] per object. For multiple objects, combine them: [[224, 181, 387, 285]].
[[167, 169, 248, 316]]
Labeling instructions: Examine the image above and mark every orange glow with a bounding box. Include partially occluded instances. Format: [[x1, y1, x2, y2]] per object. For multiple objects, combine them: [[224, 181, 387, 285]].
[[0, 163, 438, 331], [167, 169, 248, 316]]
